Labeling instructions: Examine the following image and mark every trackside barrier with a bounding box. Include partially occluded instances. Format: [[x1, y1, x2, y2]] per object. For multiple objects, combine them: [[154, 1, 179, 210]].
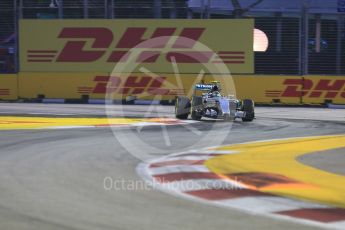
[[18, 72, 108, 100], [0, 74, 18, 100], [233, 75, 302, 104], [17, 72, 345, 105], [301, 76, 345, 105], [233, 75, 345, 105], [18, 72, 238, 101], [18, 72, 198, 101]]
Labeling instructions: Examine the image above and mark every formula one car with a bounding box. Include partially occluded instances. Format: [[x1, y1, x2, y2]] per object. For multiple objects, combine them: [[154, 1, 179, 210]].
[[175, 81, 255, 122]]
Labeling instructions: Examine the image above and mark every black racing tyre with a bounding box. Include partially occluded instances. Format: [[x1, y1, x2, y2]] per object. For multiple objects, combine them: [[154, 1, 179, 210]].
[[191, 96, 203, 120], [191, 96, 203, 109], [175, 96, 191, 119], [191, 111, 202, 120], [242, 99, 255, 122]]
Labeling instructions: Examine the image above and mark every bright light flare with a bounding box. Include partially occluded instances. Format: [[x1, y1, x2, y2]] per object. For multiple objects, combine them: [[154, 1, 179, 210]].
[[254, 28, 269, 52]]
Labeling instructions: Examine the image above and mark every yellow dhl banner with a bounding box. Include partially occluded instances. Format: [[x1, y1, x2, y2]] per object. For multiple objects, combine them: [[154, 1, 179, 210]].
[[236, 75, 345, 105], [18, 72, 234, 100], [297, 76, 345, 104], [18, 73, 345, 105], [19, 19, 254, 74], [0, 74, 18, 100]]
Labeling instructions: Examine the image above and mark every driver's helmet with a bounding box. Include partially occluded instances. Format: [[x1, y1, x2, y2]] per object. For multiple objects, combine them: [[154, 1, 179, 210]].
[[209, 81, 221, 92]]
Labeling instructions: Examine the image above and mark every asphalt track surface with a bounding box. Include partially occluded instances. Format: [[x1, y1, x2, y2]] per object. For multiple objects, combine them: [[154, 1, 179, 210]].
[[0, 103, 344, 230], [298, 149, 345, 176]]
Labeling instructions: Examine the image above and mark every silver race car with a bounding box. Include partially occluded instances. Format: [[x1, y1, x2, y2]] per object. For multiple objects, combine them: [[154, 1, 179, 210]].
[[175, 81, 255, 121]]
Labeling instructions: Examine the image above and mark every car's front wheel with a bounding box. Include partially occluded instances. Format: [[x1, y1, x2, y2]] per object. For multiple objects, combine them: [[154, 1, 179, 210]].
[[242, 99, 255, 122]]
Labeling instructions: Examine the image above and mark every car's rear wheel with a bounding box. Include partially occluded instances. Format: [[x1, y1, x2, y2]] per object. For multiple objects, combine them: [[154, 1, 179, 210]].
[[242, 99, 255, 122], [175, 96, 191, 119]]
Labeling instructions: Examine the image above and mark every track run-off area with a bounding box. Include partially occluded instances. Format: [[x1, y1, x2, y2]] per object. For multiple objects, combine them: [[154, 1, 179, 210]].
[[0, 103, 345, 230]]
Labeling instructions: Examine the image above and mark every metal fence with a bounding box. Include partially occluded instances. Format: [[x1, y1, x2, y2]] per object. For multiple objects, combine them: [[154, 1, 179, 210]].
[[254, 14, 345, 75], [0, 0, 344, 75], [0, 1, 16, 73]]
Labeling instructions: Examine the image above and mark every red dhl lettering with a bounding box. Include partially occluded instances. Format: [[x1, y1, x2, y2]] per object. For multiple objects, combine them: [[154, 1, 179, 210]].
[[27, 27, 247, 65], [281, 79, 345, 98], [89, 75, 184, 96], [56, 27, 206, 63]]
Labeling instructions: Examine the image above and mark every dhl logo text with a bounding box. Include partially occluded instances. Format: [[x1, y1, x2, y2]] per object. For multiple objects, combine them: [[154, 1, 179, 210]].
[[27, 27, 245, 64], [266, 79, 345, 98], [77, 76, 185, 96]]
